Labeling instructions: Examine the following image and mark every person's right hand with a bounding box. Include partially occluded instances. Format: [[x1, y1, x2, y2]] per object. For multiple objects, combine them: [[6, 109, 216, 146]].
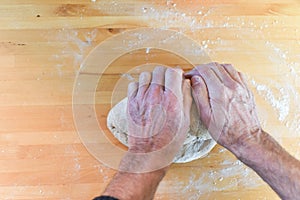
[[185, 62, 262, 153]]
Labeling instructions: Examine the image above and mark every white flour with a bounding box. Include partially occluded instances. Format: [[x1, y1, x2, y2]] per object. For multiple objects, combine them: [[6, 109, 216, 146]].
[[251, 79, 290, 122], [169, 147, 264, 199], [49, 28, 98, 76], [251, 41, 300, 138], [47, 1, 300, 197]]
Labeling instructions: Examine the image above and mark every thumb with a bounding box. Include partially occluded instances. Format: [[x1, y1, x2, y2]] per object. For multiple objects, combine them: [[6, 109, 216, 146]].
[[182, 79, 192, 120], [191, 76, 211, 127]]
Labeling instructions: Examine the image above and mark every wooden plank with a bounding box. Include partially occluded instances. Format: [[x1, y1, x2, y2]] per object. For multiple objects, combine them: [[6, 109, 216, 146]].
[[0, 0, 299, 199]]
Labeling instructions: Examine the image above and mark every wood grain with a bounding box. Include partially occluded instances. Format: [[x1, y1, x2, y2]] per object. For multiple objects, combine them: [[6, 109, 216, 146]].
[[1, 0, 300, 199]]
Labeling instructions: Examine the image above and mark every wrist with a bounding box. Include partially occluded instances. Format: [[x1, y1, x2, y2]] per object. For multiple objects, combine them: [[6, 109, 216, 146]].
[[117, 168, 167, 183], [227, 127, 264, 162], [119, 151, 171, 173], [230, 129, 286, 168], [103, 169, 166, 200]]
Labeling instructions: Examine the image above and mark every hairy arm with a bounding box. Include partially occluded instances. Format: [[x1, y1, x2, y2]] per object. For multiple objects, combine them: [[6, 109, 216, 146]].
[[232, 130, 300, 200], [102, 169, 166, 200], [100, 66, 192, 200], [186, 62, 300, 200]]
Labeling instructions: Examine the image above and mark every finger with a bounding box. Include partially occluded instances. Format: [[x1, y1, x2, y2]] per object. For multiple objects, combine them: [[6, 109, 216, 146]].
[[184, 64, 207, 78], [150, 66, 166, 92], [204, 62, 238, 89], [238, 72, 249, 87], [136, 71, 151, 98], [165, 68, 183, 97], [222, 64, 243, 84], [127, 82, 138, 100], [197, 67, 223, 93], [185, 63, 223, 83], [191, 76, 211, 119], [182, 79, 192, 118], [206, 62, 224, 82], [238, 72, 253, 98], [184, 68, 198, 78]]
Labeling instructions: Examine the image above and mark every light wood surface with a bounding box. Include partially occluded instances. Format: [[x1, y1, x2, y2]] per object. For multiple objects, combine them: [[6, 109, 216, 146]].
[[1, 0, 300, 199]]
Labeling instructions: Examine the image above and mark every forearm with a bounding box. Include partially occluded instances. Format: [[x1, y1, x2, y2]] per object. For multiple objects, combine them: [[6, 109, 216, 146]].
[[102, 169, 166, 200], [232, 130, 300, 200]]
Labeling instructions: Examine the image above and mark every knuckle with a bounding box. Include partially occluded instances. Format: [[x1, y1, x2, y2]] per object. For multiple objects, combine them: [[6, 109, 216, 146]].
[[212, 62, 220, 67], [140, 71, 149, 78], [155, 65, 166, 71], [224, 63, 233, 67]]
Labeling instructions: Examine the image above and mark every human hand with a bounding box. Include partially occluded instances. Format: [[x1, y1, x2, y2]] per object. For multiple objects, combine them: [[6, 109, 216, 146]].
[[120, 66, 192, 173], [185, 63, 262, 153]]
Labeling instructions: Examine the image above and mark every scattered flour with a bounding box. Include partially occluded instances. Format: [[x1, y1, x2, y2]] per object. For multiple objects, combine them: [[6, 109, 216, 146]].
[[121, 73, 134, 81], [256, 41, 300, 134], [251, 79, 290, 122], [145, 47, 151, 54], [49, 29, 98, 76], [45, 2, 300, 196], [178, 148, 264, 199]]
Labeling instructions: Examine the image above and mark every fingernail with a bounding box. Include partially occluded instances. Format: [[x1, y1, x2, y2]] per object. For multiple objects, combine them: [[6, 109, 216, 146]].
[[193, 76, 201, 81], [184, 72, 194, 78], [185, 79, 191, 85], [173, 68, 183, 75]]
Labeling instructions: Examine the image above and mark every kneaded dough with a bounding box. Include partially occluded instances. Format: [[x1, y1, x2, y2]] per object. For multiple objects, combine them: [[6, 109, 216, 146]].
[[107, 98, 217, 163]]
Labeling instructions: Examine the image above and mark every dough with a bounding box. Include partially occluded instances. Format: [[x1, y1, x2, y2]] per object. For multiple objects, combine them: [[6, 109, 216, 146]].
[[107, 98, 217, 163]]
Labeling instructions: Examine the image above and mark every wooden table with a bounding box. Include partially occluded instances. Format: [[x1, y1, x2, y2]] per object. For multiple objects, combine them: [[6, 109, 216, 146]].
[[1, 0, 300, 199]]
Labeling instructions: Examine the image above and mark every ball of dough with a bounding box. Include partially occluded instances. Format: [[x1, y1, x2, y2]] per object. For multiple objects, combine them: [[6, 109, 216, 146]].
[[107, 98, 217, 163]]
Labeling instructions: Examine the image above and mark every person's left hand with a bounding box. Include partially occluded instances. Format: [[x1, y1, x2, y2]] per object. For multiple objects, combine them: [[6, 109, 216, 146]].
[[120, 66, 192, 173]]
